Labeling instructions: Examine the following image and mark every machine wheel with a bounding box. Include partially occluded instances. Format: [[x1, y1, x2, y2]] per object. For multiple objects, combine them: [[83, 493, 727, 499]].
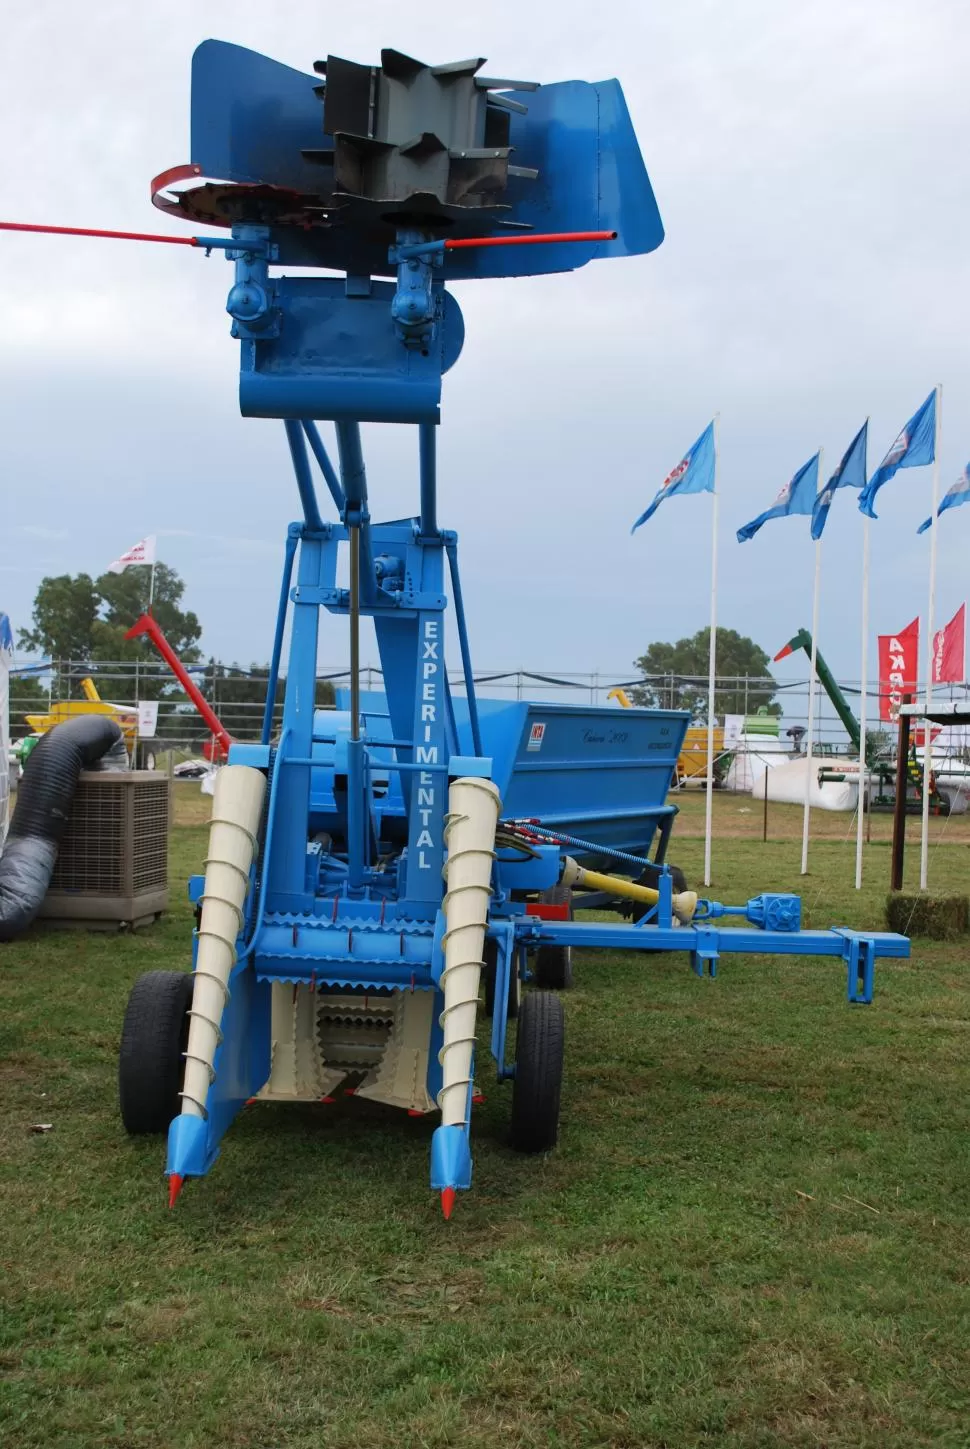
[[621, 861, 689, 922], [510, 991, 565, 1153], [118, 970, 193, 1134], [483, 937, 519, 1019], [534, 883, 573, 989], [636, 861, 688, 894]]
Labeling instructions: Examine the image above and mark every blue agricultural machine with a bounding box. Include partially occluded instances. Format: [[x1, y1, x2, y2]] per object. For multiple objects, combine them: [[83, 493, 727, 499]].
[[8, 39, 909, 1216]]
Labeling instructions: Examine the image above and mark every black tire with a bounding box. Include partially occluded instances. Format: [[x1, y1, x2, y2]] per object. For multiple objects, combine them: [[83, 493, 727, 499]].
[[510, 991, 565, 1153], [621, 861, 689, 922], [534, 883, 573, 989], [483, 938, 519, 1019], [636, 861, 688, 894], [119, 970, 193, 1134]]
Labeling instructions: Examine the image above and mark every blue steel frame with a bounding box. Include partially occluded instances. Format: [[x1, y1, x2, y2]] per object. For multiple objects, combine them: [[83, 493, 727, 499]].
[[171, 416, 911, 1200], [160, 43, 910, 1209]]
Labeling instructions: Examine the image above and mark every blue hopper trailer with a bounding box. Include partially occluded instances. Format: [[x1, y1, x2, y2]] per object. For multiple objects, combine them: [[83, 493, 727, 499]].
[[1, 35, 908, 1216]]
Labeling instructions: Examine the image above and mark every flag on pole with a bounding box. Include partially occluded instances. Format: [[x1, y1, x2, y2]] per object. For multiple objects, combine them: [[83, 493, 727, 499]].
[[810, 421, 868, 539], [858, 391, 936, 519], [107, 535, 156, 574], [877, 616, 920, 723], [630, 422, 715, 532], [931, 603, 965, 684], [917, 463, 970, 534], [736, 453, 819, 543]]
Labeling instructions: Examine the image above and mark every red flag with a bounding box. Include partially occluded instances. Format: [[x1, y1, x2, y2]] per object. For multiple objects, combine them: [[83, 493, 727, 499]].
[[878, 616, 919, 723], [931, 603, 965, 685]]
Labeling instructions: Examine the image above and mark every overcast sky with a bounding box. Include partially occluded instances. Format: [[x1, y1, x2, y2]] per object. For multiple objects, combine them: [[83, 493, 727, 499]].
[[1, 0, 967, 701]]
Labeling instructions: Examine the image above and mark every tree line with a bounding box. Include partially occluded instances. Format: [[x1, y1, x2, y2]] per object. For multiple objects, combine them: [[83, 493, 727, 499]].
[[12, 570, 779, 740], [12, 566, 334, 741], [631, 627, 778, 721]]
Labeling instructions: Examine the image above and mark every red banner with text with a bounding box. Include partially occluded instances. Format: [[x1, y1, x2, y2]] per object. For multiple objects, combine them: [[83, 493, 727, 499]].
[[931, 603, 965, 685], [878, 617, 920, 723]]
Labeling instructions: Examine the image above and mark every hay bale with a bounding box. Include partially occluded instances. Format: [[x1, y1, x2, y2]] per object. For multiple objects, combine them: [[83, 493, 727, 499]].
[[885, 892, 969, 939]]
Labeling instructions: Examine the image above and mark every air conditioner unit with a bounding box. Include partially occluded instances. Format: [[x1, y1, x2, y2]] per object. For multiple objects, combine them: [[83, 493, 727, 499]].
[[39, 771, 169, 929]]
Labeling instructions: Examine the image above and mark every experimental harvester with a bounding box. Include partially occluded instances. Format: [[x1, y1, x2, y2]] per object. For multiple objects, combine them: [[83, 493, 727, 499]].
[[7, 39, 910, 1216]]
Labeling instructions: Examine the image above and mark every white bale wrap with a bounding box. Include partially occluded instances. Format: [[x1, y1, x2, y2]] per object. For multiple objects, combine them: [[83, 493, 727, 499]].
[[179, 764, 266, 1119], [751, 755, 859, 812], [437, 775, 501, 1126]]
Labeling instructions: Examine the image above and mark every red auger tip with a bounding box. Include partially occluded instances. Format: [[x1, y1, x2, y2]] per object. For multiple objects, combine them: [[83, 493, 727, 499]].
[[167, 1173, 184, 1209], [440, 1187, 457, 1220]]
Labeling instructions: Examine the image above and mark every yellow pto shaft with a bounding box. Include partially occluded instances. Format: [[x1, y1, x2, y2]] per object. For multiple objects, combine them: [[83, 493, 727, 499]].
[[559, 856, 698, 924]]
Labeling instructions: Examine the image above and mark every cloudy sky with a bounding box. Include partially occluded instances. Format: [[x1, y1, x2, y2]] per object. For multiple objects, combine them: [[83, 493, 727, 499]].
[[1, 0, 967, 703]]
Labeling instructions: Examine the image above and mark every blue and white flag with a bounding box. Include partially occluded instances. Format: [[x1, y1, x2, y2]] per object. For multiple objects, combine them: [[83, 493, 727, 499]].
[[917, 463, 970, 535], [736, 452, 819, 543], [858, 390, 937, 519], [810, 420, 868, 540], [631, 422, 715, 533]]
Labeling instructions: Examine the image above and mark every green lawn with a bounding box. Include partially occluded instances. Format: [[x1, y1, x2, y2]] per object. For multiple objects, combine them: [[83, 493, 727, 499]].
[[2, 786, 969, 1447]]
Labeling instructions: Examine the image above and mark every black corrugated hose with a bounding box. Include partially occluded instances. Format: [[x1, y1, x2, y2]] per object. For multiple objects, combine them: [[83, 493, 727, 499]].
[[0, 715, 123, 942]]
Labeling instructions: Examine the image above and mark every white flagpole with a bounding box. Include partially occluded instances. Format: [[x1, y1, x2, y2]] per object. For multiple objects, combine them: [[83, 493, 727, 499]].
[[703, 414, 720, 888], [919, 383, 943, 890], [801, 450, 824, 875], [854, 516, 870, 889], [148, 559, 157, 613]]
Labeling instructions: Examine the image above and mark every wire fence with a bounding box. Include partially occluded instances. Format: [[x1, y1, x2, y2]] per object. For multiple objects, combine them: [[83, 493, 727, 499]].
[[9, 658, 970, 759]]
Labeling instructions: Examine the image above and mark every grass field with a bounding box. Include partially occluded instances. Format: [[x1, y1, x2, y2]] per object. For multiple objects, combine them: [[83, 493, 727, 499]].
[[2, 784, 970, 1447]]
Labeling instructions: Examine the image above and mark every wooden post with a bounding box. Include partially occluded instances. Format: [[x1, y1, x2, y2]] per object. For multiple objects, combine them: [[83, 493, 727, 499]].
[[890, 695, 912, 892]]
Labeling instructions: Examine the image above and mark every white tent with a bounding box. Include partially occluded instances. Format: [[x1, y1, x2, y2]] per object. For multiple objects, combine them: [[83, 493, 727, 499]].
[[724, 733, 790, 793]]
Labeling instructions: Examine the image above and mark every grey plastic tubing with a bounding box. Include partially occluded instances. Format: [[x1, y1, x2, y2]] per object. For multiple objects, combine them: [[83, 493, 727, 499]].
[[0, 714, 122, 942]]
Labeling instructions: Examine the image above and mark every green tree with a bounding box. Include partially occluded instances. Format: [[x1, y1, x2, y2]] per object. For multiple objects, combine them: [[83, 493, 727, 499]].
[[96, 562, 200, 654], [631, 627, 778, 721], [201, 662, 336, 741], [7, 673, 49, 738], [18, 564, 202, 703], [18, 574, 99, 660]]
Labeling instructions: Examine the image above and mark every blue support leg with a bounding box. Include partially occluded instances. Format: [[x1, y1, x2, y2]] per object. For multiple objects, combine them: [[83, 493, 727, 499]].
[[166, 963, 271, 1194], [283, 420, 325, 531], [301, 419, 346, 512], [261, 527, 298, 744]]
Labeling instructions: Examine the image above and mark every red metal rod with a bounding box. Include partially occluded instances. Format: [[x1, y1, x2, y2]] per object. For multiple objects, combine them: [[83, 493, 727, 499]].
[[125, 613, 233, 759], [1, 220, 617, 253], [0, 220, 199, 247], [444, 229, 617, 249]]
